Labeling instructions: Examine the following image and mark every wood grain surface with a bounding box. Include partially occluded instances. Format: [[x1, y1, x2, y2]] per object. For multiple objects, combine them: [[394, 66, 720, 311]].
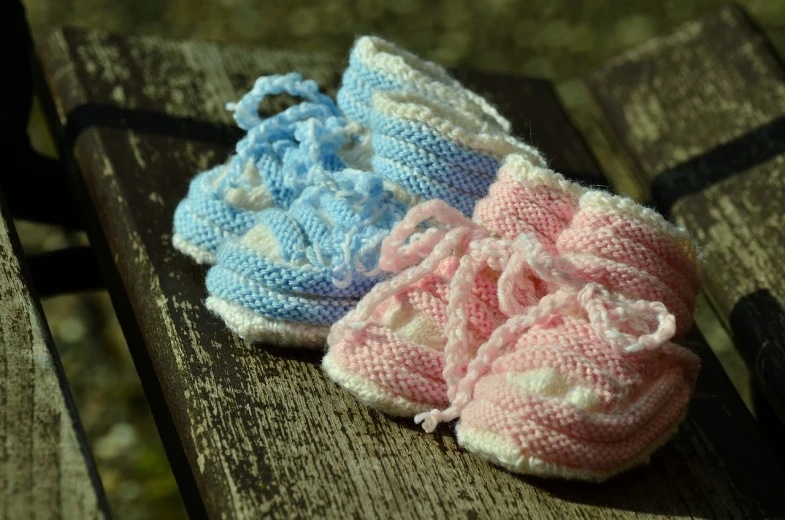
[[37, 27, 785, 519], [0, 188, 109, 518], [589, 5, 785, 426]]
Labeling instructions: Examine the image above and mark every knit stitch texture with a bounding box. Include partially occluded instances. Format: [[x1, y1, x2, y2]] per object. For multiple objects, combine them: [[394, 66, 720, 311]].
[[172, 73, 354, 264], [337, 36, 511, 131]]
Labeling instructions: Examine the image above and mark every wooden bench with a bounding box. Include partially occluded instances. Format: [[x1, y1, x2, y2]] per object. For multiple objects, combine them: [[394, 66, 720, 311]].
[[18, 5, 785, 518], [0, 186, 109, 518]]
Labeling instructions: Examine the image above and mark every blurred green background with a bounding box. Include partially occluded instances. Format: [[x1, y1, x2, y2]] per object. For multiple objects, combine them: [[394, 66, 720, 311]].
[[19, 0, 785, 518]]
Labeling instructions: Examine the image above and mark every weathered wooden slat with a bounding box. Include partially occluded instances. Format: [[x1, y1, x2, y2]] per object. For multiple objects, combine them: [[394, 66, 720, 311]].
[[588, 5, 785, 426], [0, 187, 110, 518], [37, 27, 785, 518]]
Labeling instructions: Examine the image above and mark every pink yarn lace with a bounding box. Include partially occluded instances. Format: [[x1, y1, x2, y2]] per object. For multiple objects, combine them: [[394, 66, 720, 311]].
[[335, 198, 677, 433]]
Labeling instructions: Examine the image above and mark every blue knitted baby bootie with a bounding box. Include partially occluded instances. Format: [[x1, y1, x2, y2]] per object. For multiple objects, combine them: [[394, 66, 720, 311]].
[[204, 168, 408, 346], [172, 73, 362, 264], [174, 36, 513, 265]]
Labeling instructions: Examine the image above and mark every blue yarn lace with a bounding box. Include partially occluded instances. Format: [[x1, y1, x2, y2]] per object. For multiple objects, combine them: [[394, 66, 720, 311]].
[[221, 72, 351, 207]]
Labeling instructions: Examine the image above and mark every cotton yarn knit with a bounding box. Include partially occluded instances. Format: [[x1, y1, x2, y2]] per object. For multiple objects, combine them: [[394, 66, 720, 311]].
[[369, 92, 542, 215], [172, 73, 354, 264], [323, 153, 701, 481], [338, 36, 511, 131], [456, 191, 700, 481], [205, 89, 542, 347]]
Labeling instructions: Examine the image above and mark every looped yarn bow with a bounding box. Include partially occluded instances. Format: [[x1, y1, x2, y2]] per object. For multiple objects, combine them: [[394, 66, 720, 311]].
[[223, 73, 350, 198], [227, 72, 341, 131], [332, 198, 677, 433]]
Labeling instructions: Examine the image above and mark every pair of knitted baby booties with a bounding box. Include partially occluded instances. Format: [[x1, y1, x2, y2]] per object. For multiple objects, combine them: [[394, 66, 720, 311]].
[[172, 36, 701, 483]]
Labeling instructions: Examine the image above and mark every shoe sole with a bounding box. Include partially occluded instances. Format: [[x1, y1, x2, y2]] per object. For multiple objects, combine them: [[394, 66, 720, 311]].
[[321, 352, 434, 417], [205, 296, 330, 348], [456, 410, 686, 483], [172, 233, 218, 265]]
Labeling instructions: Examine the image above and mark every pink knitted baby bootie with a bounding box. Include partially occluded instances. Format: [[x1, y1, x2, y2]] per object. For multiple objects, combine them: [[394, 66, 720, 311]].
[[442, 190, 701, 482], [322, 154, 585, 415]]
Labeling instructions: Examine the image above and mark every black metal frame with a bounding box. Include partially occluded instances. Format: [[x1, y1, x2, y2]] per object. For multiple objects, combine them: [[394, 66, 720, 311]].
[[8, 0, 103, 296]]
